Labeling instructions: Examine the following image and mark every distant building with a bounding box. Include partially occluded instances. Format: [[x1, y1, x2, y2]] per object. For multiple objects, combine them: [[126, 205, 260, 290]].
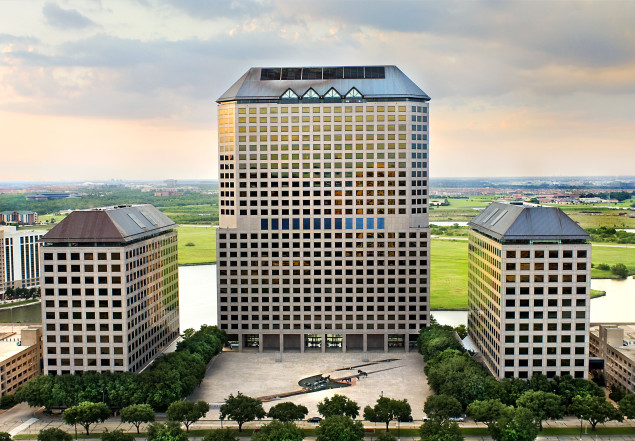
[[164, 179, 178, 187], [0, 226, 43, 294], [589, 324, 635, 393], [0, 325, 42, 397], [26, 193, 80, 201], [0, 211, 38, 225], [468, 202, 591, 379], [39, 204, 179, 374]]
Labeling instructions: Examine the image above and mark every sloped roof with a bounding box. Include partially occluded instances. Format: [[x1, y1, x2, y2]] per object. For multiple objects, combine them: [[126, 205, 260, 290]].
[[469, 202, 589, 241], [217, 66, 430, 102], [40, 205, 175, 243]]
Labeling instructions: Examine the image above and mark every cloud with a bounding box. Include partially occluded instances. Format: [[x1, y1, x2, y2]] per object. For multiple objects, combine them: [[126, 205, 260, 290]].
[[43, 3, 97, 29]]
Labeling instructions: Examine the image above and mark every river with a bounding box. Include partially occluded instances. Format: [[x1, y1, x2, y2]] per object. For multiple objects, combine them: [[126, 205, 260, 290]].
[[1, 264, 632, 329]]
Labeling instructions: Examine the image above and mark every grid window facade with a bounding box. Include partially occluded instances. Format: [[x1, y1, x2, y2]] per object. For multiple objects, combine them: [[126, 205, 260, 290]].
[[468, 230, 591, 379], [41, 230, 179, 375], [217, 72, 430, 352]]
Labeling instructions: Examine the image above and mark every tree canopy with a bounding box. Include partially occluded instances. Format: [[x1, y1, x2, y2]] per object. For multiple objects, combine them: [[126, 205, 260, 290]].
[[619, 394, 635, 420], [490, 407, 538, 441], [37, 428, 72, 441], [16, 326, 225, 411], [100, 429, 135, 441], [167, 400, 209, 432], [317, 395, 360, 419], [267, 402, 309, 422], [516, 391, 564, 430], [316, 415, 364, 441], [569, 395, 622, 430], [147, 421, 189, 441], [120, 404, 155, 434], [419, 418, 463, 441], [251, 420, 303, 441], [423, 394, 462, 421], [363, 396, 411, 432], [62, 401, 110, 435], [220, 393, 266, 432]]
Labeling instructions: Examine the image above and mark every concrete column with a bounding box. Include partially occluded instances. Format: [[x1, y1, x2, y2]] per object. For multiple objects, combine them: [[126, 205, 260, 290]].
[[322, 333, 326, 353], [342, 334, 347, 353], [405, 334, 410, 353], [279, 334, 284, 353], [259, 333, 263, 353], [384, 334, 389, 352], [363, 333, 368, 352], [238, 334, 244, 353], [300, 333, 305, 353]]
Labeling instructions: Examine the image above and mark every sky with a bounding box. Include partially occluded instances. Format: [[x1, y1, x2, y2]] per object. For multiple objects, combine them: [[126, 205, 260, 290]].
[[1, 0, 634, 182]]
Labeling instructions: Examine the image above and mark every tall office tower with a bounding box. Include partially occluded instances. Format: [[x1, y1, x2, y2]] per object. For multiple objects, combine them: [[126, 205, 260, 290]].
[[1, 226, 43, 294], [39, 205, 179, 375], [216, 66, 430, 352], [467, 202, 591, 379]]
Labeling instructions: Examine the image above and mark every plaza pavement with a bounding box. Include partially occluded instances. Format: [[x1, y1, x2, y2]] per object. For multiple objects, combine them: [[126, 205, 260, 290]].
[[188, 351, 431, 421]]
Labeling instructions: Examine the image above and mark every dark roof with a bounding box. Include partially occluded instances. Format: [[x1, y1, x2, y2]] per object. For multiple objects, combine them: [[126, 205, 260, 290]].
[[217, 65, 430, 102], [40, 205, 175, 243], [469, 202, 590, 241]]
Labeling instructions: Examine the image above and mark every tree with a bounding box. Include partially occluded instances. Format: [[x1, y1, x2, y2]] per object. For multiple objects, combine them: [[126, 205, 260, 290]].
[[609, 385, 628, 402], [0, 433, 12, 441], [267, 402, 308, 422], [220, 393, 266, 432], [363, 396, 411, 432], [100, 429, 135, 441], [167, 400, 210, 432], [516, 391, 564, 430], [37, 428, 72, 441], [423, 395, 462, 421], [596, 263, 610, 271], [317, 394, 360, 419], [120, 404, 156, 434], [147, 421, 189, 441], [619, 394, 635, 419], [62, 401, 110, 435], [611, 263, 629, 278], [466, 399, 506, 430], [453, 325, 467, 339], [0, 394, 16, 409], [490, 407, 538, 441], [251, 420, 303, 441], [202, 429, 238, 441], [569, 395, 622, 431], [316, 415, 364, 441], [419, 418, 463, 441]]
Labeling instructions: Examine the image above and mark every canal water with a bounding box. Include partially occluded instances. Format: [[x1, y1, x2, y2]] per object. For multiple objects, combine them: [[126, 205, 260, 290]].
[[1, 264, 633, 329]]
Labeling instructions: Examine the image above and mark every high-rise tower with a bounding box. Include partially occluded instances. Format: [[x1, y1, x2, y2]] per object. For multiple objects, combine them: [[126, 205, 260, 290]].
[[468, 202, 591, 379], [216, 66, 430, 352]]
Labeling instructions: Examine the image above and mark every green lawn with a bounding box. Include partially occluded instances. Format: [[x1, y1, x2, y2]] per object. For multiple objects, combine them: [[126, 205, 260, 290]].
[[430, 239, 469, 309], [177, 226, 217, 265], [591, 245, 635, 277], [0, 299, 39, 308]]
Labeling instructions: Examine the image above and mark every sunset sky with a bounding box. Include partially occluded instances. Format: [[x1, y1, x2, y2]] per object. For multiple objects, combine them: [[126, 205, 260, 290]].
[[1, 0, 634, 181]]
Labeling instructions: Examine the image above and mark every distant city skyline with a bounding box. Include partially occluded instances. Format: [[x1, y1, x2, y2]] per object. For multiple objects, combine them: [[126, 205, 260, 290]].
[[1, 1, 634, 181]]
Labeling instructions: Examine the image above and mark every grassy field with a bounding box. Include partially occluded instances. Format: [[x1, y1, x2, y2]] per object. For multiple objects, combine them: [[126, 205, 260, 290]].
[[177, 226, 217, 265], [430, 239, 469, 309], [591, 245, 635, 278]]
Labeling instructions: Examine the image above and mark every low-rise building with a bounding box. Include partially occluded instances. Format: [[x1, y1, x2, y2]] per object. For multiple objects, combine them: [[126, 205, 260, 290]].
[[0, 211, 38, 225], [0, 324, 42, 397], [1, 226, 43, 294], [589, 324, 635, 393]]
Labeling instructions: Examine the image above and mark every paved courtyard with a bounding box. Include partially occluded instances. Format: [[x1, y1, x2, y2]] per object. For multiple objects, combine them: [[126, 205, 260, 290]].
[[188, 351, 431, 420]]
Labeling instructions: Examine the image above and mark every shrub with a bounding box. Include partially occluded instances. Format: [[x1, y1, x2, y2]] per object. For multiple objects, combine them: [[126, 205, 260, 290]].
[[37, 428, 72, 441]]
